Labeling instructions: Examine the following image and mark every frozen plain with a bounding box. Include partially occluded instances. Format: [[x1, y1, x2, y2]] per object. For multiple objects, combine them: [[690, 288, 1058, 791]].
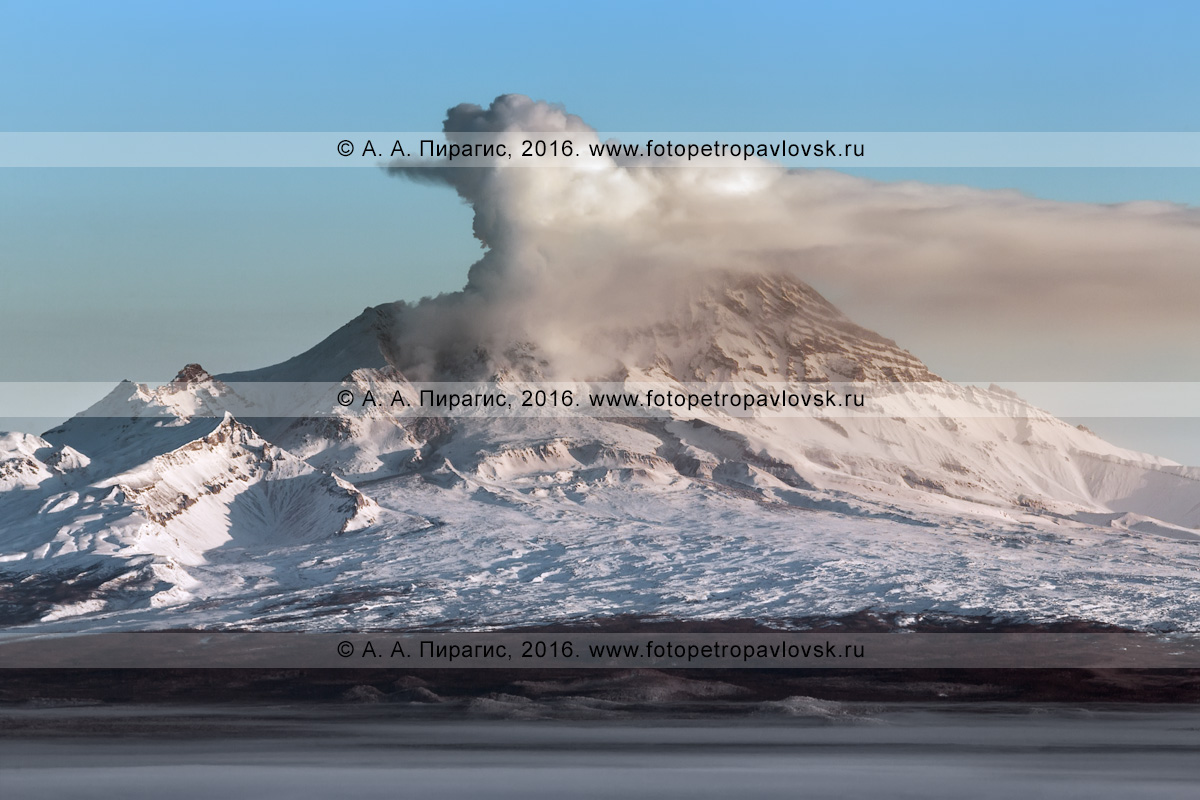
[[3, 705, 1199, 800]]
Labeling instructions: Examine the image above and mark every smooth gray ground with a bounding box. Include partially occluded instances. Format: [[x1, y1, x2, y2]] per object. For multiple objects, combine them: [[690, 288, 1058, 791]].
[[1, 705, 1198, 799]]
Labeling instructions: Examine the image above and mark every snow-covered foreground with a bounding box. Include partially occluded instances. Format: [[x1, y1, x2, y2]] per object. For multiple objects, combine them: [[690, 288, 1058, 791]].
[[6, 468, 1199, 634]]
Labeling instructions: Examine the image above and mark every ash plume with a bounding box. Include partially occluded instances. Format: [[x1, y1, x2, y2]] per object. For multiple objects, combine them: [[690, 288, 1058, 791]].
[[387, 94, 1200, 381]]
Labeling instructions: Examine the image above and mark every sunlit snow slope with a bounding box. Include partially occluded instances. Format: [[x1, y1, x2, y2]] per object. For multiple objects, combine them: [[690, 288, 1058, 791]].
[[2, 272, 1197, 632]]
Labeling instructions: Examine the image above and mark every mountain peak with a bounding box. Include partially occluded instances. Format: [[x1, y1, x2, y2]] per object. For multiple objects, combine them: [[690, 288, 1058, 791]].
[[173, 364, 212, 384], [602, 270, 940, 383]]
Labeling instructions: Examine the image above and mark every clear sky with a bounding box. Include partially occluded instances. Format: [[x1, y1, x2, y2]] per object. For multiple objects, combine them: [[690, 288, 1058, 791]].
[[1, 0, 1198, 460]]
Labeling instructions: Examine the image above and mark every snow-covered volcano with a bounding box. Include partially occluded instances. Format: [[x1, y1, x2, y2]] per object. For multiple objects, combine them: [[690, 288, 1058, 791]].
[[2, 270, 1198, 632]]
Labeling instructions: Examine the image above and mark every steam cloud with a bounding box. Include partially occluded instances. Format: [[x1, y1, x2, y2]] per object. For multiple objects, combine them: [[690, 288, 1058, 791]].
[[388, 94, 1200, 381]]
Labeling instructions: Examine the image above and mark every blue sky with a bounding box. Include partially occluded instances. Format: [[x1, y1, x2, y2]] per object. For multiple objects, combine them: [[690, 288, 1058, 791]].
[[4, 1, 1198, 133], [1, 0, 1198, 459]]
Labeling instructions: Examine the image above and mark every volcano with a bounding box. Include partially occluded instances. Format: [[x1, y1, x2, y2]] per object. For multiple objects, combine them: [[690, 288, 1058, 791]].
[[2, 270, 1198, 632]]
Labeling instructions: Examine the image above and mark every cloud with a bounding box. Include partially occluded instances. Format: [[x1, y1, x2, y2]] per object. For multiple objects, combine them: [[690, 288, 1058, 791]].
[[386, 94, 1200, 380]]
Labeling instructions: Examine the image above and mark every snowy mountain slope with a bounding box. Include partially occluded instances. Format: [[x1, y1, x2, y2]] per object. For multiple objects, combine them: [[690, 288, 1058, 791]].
[[2, 270, 1198, 631], [5, 472, 1198, 634], [213, 271, 1199, 527], [99, 413, 379, 558], [218, 304, 400, 383], [1, 397, 381, 623], [0, 432, 89, 492], [26, 415, 377, 558], [595, 272, 939, 384]]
